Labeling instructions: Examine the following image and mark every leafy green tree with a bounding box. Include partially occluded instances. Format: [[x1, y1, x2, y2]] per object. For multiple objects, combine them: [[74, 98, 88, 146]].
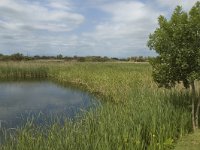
[[148, 2, 200, 131]]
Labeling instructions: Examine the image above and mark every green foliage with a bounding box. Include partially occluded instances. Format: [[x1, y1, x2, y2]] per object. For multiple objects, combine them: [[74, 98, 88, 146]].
[[0, 53, 152, 62], [56, 54, 63, 59], [10, 53, 24, 61], [0, 62, 192, 149], [148, 2, 200, 88]]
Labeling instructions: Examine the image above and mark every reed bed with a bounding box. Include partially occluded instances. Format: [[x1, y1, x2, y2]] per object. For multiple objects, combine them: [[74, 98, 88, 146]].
[[0, 62, 192, 149]]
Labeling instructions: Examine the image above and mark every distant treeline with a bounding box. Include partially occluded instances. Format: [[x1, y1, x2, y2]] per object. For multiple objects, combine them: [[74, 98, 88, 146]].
[[0, 53, 153, 62]]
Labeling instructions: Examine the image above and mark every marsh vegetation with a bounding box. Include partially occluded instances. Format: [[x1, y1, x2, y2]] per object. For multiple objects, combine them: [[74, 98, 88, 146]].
[[0, 62, 194, 149]]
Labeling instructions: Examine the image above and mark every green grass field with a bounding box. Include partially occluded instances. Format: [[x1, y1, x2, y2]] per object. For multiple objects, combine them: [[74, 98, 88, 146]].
[[0, 62, 194, 149]]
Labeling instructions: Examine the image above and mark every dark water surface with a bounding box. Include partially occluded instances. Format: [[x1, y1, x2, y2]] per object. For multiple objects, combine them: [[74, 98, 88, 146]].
[[0, 81, 98, 129]]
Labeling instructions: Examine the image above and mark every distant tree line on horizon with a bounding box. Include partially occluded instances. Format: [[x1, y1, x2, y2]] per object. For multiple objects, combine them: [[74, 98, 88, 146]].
[[0, 53, 153, 62]]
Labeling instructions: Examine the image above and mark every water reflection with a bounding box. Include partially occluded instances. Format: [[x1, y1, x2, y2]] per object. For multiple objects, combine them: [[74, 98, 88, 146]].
[[0, 81, 98, 128]]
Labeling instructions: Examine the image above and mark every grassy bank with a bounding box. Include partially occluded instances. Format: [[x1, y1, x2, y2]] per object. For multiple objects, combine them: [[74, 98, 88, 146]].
[[0, 62, 192, 149], [175, 130, 200, 150]]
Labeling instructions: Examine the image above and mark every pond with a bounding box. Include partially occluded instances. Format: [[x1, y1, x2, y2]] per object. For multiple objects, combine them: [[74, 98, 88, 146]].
[[0, 81, 98, 129]]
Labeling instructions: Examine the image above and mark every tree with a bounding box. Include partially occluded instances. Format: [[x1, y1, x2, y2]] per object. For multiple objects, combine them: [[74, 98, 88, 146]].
[[147, 2, 200, 131], [56, 54, 63, 59], [10, 53, 24, 61]]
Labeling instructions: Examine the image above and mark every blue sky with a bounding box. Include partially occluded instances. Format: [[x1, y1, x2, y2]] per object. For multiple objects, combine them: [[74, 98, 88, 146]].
[[0, 0, 198, 57]]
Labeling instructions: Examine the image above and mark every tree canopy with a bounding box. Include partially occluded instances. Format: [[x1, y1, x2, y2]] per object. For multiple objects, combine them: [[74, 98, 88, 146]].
[[148, 3, 200, 89], [148, 2, 200, 130]]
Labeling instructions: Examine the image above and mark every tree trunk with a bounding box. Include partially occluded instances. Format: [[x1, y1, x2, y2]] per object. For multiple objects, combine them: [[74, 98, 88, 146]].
[[195, 96, 200, 128], [191, 81, 196, 131]]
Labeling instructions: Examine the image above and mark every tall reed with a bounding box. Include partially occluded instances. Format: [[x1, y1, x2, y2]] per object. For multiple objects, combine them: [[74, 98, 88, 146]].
[[0, 62, 192, 149]]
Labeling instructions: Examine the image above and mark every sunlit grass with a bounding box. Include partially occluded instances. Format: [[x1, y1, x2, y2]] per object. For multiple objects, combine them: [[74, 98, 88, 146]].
[[175, 130, 200, 150], [0, 62, 192, 149]]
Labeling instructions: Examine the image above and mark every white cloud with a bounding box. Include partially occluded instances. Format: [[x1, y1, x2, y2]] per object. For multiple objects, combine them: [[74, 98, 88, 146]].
[[48, 1, 71, 10], [76, 0, 199, 57], [156, 0, 198, 11], [102, 1, 148, 22], [76, 1, 160, 57], [0, 0, 86, 55], [2, 0, 197, 57], [0, 0, 84, 32]]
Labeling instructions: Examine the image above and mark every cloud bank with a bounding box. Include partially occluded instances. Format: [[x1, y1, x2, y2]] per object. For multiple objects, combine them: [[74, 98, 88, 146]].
[[0, 0, 198, 57]]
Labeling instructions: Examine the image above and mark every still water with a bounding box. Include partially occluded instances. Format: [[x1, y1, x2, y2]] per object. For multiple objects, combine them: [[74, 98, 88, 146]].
[[0, 81, 98, 128]]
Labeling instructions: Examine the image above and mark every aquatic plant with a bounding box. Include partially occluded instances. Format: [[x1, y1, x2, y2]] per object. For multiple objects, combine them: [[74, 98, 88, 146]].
[[0, 62, 192, 149]]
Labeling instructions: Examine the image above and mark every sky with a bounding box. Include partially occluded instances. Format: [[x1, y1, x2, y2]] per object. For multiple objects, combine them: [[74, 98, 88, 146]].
[[0, 0, 198, 57]]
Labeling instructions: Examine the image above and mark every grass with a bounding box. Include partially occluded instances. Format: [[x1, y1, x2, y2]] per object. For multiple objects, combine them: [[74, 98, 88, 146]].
[[175, 130, 200, 150], [0, 61, 194, 149]]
